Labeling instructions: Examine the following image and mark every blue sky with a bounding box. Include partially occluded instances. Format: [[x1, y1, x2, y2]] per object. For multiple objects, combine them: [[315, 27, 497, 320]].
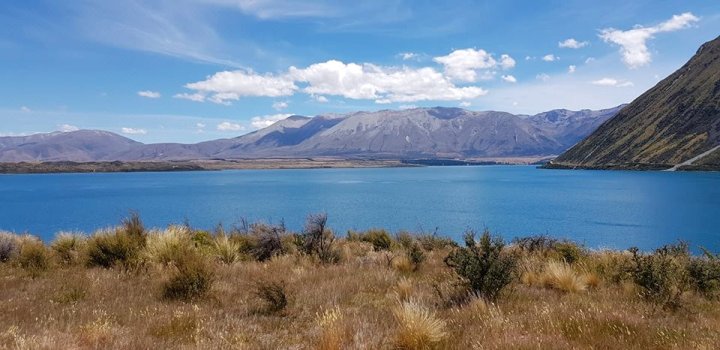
[[1, 0, 718, 143]]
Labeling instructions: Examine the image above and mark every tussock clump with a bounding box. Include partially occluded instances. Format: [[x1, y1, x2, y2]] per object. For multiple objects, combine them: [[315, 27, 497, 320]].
[[540, 261, 587, 293], [51, 232, 86, 265], [211, 234, 240, 264], [444, 230, 516, 301], [144, 226, 194, 266], [16, 238, 51, 276], [392, 254, 415, 273], [149, 310, 201, 344], [513, 235, 585, 264], [392, 300, 447, 349], [393, 277, 415, 302], [162, 251, 214, 301], [315, 306, 346, 350], [0, 231, 20, 262]]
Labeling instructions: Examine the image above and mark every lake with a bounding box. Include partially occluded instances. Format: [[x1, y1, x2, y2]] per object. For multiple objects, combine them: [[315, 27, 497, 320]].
[[1, 166, 719, 251]]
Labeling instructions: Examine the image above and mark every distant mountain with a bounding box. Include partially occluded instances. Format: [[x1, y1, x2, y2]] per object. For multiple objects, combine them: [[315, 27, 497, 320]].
[[551, 35, 720, 170], [0, 106, 623, 162]]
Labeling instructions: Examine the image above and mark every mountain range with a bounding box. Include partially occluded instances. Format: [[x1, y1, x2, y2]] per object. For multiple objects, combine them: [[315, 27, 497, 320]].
[[551, 35, 720, 170], [0, 106, 622, 162]]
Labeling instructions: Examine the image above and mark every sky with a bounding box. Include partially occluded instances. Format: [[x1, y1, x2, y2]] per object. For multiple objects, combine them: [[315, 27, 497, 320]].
[[1, 0, 719, 143]]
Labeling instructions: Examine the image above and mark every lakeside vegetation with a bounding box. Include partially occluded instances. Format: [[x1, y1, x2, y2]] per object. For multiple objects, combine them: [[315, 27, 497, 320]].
[[1, 214, 719, 349]]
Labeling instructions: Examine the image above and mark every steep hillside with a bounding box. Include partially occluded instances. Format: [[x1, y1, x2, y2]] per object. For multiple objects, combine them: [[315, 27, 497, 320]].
[[551, 36, 720, 169]]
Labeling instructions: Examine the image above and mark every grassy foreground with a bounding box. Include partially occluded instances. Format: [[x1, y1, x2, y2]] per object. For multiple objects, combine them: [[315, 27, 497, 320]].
[[1, 214, 719, 349]]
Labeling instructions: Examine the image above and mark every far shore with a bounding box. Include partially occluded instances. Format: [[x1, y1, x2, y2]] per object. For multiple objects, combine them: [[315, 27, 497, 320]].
[[0, 156, 553, 174]]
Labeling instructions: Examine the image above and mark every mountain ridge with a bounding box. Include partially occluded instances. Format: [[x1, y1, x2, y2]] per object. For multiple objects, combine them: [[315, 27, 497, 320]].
[[0, 106, 623, 162]]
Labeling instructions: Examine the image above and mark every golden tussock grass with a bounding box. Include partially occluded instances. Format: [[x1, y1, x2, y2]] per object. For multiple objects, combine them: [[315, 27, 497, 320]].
[[0, 221, 719, 349]]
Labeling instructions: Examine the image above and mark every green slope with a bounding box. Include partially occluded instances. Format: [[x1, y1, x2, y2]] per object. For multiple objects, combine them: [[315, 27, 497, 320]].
[[551, 35, 720, 170]]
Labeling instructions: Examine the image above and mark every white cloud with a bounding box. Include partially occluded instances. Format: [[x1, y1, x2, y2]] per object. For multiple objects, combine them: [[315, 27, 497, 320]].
[[558, 38, 589, 49], [501, 75, 517, 83], [174, 93, 206, 102], [585, 57, 596, 64], [525, 56, 534, 61], [499, 54, 516, 69], [250, 114, 293, 129], [196, 122, 206, 128], [568, 65, 576, 74], [591, 78, 634, 87], [599, 12, 699, 68], [272, 101, 289, 110], [137, 90, 161, 99], [216, 121, 245, 131], [536, 73, 550, 82], [121, 127, 147, 135], [399, 52, 418, 60], [459, 101, 471, 107], [58, 124, 79, 132], [289, 60, 487, 103], [541, 54, 556, 62], [399, 104, 417, 109], [433, 48, 513, 82], [312, 94, 329, 103], [20, 106, 31, 112], [183, 70, 297, 104]]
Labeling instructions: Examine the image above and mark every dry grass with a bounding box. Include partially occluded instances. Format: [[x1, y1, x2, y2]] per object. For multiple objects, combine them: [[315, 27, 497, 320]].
[[0, 224, 719, 349]]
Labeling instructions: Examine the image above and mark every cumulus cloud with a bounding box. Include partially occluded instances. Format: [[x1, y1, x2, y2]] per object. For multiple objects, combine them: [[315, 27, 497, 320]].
[[558, 38, 588, 49], [591, 78, 634, 87], [599, 12, 699, 68], [501, 75, 517, 83], [433, 48, 513, 82], [568, 65, 576, 74], [137, 90, 161, 98], [216, 121, 245, 131], [541, 54, 556, 62], [121, 127, 147, 135], [250, 114, 293, 129], [180, 51, 496, 104], [272, 101, 289, 110], [183, 70, 297, 104], [58, 124, 79, 132], [536, 73, 550, 82]]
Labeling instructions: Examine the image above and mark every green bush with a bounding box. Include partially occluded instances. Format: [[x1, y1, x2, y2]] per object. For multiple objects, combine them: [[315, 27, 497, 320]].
[[407, 242, 425, 272], [417, 233, 457, 251], [553, 241, 585, 265], [394, 231, 415, 250], [629, 243, 690, 310], [444, 230, 516, 301], [17, 238, 51, 276], [162, 251, 214, 301], [359, 229, 393, 251], [51, 232, 87, 265], [688, 248, 720, 299], [254, 280, 288, 314], [86, 229, 144, 268]]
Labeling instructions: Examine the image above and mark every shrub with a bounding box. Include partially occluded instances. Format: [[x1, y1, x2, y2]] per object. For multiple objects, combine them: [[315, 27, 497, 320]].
[[357, 229, 393, 251], [395, 231, 415, 250], [513, 235, 558, 254], [629, 243, 690, 310], [540, 261, 587, 293], [392, 300, 447, 349], [552, 241, 585, 265], [687, 248, 720, 299], [299, 213, 339, 264], [162, 251, 214, 301], [190, 230, 214, 249], [0, 231, 20, 262], [406, 242, 425, 271], [444, 230, 517, 301], [17, 238, 51, 276], [247, 222, 288, 261], [121, 211, 146, 242], [51, 232, 87, 265], [86, 228, 145, 269], [254, 280, 288, 314], [417, 233, 457, 251]]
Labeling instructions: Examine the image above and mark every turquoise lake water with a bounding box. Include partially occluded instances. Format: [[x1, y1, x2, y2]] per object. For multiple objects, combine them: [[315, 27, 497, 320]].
[[1, 166, 719, 251]]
